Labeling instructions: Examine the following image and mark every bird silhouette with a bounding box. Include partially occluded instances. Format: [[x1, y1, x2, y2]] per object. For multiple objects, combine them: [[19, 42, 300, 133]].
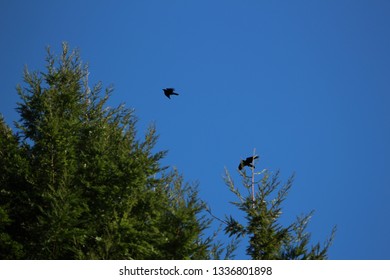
[[238, 155, 259, 170], [163, 88, 179, 99]]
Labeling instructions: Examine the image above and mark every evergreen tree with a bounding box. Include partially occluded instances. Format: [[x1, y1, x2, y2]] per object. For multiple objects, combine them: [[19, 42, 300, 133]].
[[0, 43, 218, 259], [223, 156, 336, 260]]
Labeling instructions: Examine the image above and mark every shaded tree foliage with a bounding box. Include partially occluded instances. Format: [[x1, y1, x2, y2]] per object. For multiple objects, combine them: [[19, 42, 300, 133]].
[[0, 43, 221, 259]]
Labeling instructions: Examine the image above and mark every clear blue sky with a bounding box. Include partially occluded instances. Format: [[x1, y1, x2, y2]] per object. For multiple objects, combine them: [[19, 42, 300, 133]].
[[1, 0, 390, 259]]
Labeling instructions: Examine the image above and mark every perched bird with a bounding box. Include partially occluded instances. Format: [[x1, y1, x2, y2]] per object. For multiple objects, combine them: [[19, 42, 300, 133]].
[[163, 88, 179, 99], [238, 155, 259, 170]]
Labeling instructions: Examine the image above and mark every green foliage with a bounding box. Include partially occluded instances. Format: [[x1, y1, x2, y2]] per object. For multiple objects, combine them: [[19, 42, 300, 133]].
[[0, 43, 218, 259], [0, 117, 24, 259], [223, 167, 336, 260]]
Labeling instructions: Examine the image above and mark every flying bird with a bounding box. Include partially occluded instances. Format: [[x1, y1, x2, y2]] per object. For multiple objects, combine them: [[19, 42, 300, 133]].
[[238, 155, 259, 170], [163, 88, 179, 99]]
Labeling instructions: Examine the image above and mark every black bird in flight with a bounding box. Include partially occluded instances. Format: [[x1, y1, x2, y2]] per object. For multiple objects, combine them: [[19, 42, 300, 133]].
[[163, 88, 179, 99], [238, 155, 259, 170]]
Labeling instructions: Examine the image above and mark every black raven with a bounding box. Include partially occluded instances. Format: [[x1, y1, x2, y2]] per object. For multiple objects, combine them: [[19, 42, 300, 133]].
[[238, 155, 259, 170], [163, 88, 179, 99]]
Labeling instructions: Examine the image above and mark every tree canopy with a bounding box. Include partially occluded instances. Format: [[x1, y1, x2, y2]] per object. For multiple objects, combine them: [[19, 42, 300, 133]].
[[0, 43, 219, 259]]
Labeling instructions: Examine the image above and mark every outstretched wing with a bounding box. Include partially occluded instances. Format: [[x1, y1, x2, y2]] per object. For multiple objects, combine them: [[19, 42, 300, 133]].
[[245, 156, 258, 162], [163, 88, 178, 98]]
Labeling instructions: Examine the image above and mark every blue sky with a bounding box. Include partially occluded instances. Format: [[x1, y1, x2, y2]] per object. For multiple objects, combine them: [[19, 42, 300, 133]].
[[1, 0, 390, 259]]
